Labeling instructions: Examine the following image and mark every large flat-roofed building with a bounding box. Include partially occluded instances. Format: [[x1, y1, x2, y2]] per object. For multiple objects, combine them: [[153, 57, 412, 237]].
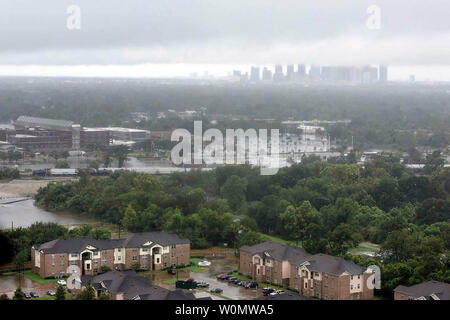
[[239, 241, 374, 300], [31, 232, 190, 278], [394, 281, 450, 300], [89, 127, 150, 142], [8, 116, 110, 152]]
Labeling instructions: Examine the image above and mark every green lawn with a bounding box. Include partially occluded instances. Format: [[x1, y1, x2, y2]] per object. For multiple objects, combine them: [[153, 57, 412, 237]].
[[23, 271, 60, 285], [258, 233, 302, 248], [164, 278, 178, 285]]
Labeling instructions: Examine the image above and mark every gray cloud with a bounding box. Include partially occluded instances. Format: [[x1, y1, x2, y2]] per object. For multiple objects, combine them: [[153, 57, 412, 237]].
[[0, 0, 449, 66]]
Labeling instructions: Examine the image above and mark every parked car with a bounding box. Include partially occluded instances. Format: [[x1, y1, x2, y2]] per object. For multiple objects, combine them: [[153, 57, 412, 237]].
[[168, 266, 177, 275], [233, 279, 242, 285], [262, 288, 275, 296], [30, 292, 39, 298], [24, 292, 32, 299], [184, 278, 195, 283], [245, 282, 258, 289], [47, 290, 56, 296], [197, 260, 212, 267], [235, 280, 244, 286], [57, 279, 67, 286], [222, 275, 230, 280], [269, 290, 284, 296], [210, 288, 223, 294], [216, 273, 225, 280], [227, 277, 237, 282], [195, 281, 210, 288]]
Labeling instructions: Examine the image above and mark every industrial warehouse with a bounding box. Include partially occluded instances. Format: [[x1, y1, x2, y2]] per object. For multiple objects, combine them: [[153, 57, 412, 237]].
[[0, 116, 151, 153]]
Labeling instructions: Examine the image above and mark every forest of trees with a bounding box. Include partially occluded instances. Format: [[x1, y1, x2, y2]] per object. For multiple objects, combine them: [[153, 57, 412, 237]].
[[29, 154, 450, 295]]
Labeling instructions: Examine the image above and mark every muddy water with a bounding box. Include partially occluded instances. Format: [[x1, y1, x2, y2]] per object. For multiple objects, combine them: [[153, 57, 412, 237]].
[[0, 199, 96, 230]]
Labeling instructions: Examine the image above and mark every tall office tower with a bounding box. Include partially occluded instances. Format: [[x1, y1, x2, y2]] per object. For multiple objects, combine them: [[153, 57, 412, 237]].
[[309, 65, 321, 81], [262, 67, 273, 81], [379, 65, 388, 82], [370, 67, 378, 82], [250, 66, 260, 82], [286, 65, 295, 81], [298, 64, 306, 77], [273, 65, 284, 82]]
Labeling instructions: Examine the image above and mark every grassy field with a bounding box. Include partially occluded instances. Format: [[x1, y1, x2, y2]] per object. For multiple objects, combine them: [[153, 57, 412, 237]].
[[164, 278, 178, 285], [23, 271, 61, 285], [258, 233, 302, 248]]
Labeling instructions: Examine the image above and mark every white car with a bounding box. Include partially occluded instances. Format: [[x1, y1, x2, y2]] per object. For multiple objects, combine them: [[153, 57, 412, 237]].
[[57, 279, 67, 286], [269, 290, 285, 296], [197, 260, 212, 267]]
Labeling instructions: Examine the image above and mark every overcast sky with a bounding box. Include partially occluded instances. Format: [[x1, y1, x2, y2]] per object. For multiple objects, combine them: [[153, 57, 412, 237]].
[[0, 0, 449, 80]]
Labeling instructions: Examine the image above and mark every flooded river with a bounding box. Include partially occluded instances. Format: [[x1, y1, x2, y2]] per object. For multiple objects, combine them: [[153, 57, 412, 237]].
[[0, 199, 96, 230]]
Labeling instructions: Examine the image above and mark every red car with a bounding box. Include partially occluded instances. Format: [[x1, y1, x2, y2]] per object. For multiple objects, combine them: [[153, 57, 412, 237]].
[[184, 278, 195, 283], [216, 274, 225, 280]]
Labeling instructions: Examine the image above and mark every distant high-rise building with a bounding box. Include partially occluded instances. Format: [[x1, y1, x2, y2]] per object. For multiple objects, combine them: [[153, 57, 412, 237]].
[[379, 65, 388, 82], [286, 65, 295, 81], [233, 70, 241, 78], [298, 64, 306, 77], [273, 65, 284, 82], [250, 66, 260, 82], [309, 65, 321, 81], [262, 67, 273, 81]]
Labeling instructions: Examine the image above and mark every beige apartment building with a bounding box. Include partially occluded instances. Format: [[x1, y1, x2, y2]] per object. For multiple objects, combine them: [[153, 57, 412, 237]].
[[239, 241, 374, 300], [31, 232, 190, 278]]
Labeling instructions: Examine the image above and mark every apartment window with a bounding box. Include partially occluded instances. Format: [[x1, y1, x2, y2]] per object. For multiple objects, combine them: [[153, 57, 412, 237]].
[[94, 269, 98, 273], [142, 256, 148, 260], [60, 254, 65, 258], [164, 246, 169, 251], [71, 261, 77, 265], [132, 248, 137, 252], [357, 284, 360, 289], [324, 282, 328, 288], [94, 260, 98, 265], [132, 256, 137, 261], [172, 253, 176, 258], [181, 253, 184, 257], [102, 250, 107, 254], [295, 284, 299, 290], [163, 254, 168, 259], [274, 279, 278, 284], [265, 259, 271, 264], [351, 275, 354, 280], [305, 283, 308, 289], [266, 277, 270, 282], [164, 263, 167, 267], [314, 272, 319, 277], [324, 295, 328, 300], [274, 260, 278, 266], [93, 251, 99, 256], [249, 263, 251, 267], [102, 258, 107, 264], [324, 273, 328, 279], [266, 267, 270, 273], [60, 262, 65, 266], [142, 248, 148, 252], [351, 285, 354, 290], [156, 258, 160, 263], [59, 272, 65, 277], [117, 256, 121, 261], [357, 275, 361, 280], [274, 268, 278, 273], [142, 265, 147, 269], [117, 249, 121, 252], [171, 244, 176, 249], [70, 253, 78, 258]]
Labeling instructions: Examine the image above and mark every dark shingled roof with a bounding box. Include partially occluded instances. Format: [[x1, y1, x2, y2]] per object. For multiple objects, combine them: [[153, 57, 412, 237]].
[[240, 241, 310, 265], [302, 253, 365, 276], [33, 232, 189, 254], [395, 281, 450, 300], [82, 270, 207, 300]]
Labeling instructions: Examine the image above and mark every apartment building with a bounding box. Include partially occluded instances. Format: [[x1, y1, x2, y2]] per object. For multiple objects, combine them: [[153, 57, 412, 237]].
[[290, 253, 374, 300], [239, 241, 374, 300], [31, 232, 190, 278], [394, 281, 450, 300], [239, 241, 310, 287]]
